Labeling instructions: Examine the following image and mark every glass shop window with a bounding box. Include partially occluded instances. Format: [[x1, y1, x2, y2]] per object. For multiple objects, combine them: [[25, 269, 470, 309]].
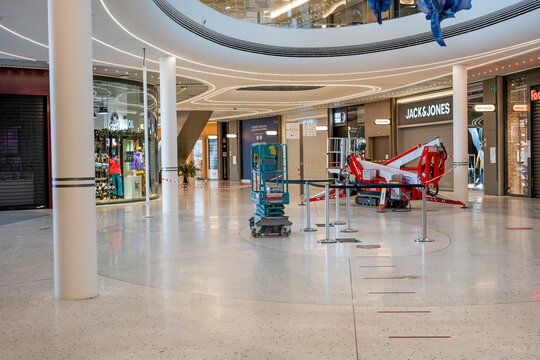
[[506, 76, 529, 196]]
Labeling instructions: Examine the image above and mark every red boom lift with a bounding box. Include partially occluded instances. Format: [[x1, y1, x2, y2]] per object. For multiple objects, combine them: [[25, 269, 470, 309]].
[[307, 138, 465, 211]]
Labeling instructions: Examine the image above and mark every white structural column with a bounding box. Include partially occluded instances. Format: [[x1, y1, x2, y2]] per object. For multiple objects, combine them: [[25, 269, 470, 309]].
[[453, 64, 469, 205], [48, 0, 97, 299], [160, 56, 178, 213]]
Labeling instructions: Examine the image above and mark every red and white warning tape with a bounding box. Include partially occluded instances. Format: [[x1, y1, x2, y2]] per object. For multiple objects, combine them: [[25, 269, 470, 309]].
[[424, 157, 467, 185], [162, 178, 250, 190]]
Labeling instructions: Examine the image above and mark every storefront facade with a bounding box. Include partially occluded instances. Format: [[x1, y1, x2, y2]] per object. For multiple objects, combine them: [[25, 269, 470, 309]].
[[505, 69, 540, 198], [0, 68, 160, 210], [93, 76, 160, 204], [185, 122, 218, 180], [332, 101, 394, 162], [395, 84, 498, 192], [0, 67, 50, 210]]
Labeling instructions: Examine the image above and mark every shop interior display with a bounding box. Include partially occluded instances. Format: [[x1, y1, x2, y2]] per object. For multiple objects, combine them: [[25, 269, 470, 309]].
[[507, 76, 529, 196], [94, 126, 153, 202]]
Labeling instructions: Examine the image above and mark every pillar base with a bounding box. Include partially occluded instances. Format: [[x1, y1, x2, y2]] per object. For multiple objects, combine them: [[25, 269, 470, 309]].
[[318, 239, 337, 244], [415, 237, 435, 243], [301, 228, 318, 232]]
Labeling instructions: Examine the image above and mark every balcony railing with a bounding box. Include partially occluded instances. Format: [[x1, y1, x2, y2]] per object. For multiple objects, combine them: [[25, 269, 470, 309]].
[[199, 0, 419, 29]]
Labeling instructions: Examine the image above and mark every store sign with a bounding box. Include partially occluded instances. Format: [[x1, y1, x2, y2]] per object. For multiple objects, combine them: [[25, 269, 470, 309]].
[[406, 103, 451, 119], [531, 89, 540, 101], [397, 96, 453, 126], [474, 104, 495, 112], [334, 112, 346, 124], [375, 119, 391, 125], [513, 104, 528, 112]]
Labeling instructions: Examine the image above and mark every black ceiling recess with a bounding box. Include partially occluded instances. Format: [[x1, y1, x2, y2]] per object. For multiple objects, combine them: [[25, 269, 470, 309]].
[[153, 0, 540, 58]]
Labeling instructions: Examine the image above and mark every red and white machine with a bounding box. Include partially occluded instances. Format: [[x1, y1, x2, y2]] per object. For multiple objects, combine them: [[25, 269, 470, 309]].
[[308, 138, 465, 210]]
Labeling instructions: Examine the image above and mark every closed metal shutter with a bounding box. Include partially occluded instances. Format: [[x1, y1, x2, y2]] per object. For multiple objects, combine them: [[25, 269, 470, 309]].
[[0, 95, 48, 210], [532, 88, 540, 198], [398, 124, 454, 190]]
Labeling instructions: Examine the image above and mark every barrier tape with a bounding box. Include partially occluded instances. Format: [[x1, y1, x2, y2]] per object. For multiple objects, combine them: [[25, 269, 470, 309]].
[[424, 157, 468, 185], [162, 178, 250, 190]]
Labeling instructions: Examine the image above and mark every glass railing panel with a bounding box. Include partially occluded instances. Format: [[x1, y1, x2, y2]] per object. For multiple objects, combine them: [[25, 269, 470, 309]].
[[199, 0, 419, 28]]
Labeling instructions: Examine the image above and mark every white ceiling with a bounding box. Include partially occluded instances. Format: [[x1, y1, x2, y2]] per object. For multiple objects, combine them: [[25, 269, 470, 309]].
[[0, 0, 539, 121]]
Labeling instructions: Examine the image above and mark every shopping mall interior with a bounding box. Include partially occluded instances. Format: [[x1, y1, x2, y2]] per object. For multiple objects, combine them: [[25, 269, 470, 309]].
[[1, 0, 539, 359]]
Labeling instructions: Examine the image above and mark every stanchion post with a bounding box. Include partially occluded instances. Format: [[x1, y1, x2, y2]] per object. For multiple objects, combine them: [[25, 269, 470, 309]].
[[343, 181, 358, 233], [333, 178, 345, 226], [318, 183, 336, 244], [415, 185, 434, 243], [333, 140, 346, 225], [301, 181, 317, 232]]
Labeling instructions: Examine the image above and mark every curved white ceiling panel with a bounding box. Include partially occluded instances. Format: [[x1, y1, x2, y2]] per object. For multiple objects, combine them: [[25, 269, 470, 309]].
[[0, 0, 539, 120], [102, 0, 540, 76], [171, 0, 518, 46]]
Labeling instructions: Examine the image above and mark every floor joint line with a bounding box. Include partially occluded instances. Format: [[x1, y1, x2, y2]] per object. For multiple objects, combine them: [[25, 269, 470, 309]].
[[349, 258, 359, 360]]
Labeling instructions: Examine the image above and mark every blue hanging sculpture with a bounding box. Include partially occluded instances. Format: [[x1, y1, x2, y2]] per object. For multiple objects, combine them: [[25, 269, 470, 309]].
[[367, 0, 393, 25], [417, 0, 472, 46]]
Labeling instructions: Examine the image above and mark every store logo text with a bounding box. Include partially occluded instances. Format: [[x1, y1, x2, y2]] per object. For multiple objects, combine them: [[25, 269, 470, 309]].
[[531, 89, 540, 101], [405, 103, 451, 119]]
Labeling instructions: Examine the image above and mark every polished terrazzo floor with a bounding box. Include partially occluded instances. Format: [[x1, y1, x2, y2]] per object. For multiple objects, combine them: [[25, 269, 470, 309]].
[[1, 182, 539, 359]]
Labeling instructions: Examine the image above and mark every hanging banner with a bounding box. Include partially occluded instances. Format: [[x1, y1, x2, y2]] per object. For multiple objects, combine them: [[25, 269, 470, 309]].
[[303, 123, 317, 137], [286, 123, 300, 139]]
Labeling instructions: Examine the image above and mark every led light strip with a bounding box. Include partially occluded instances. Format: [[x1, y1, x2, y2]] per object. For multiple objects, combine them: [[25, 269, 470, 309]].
[[0, 24, 48, 48], [3, 9, 540, 88], [3, 18, 538, 90], [0, 22, 217, 106], [99, 1, 540, 78], [0, 50, 36, 61], [2, 16, 539, 116]]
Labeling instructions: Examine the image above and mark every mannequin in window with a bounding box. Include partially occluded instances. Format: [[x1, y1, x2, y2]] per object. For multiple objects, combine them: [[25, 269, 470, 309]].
[[132, 146, 145, 195], [108, 148, 123, 198]]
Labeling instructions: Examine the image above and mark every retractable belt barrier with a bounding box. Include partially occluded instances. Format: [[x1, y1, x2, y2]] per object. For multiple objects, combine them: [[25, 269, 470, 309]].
[[295, 180, 433, 244]]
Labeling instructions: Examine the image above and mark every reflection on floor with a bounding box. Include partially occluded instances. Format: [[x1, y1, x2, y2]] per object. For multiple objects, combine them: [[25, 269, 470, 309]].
[[1, 182, 539, 359]]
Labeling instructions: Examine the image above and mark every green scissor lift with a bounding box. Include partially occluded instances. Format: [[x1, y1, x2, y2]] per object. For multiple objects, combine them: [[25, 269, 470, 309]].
[[249, 143, 292, 237]]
